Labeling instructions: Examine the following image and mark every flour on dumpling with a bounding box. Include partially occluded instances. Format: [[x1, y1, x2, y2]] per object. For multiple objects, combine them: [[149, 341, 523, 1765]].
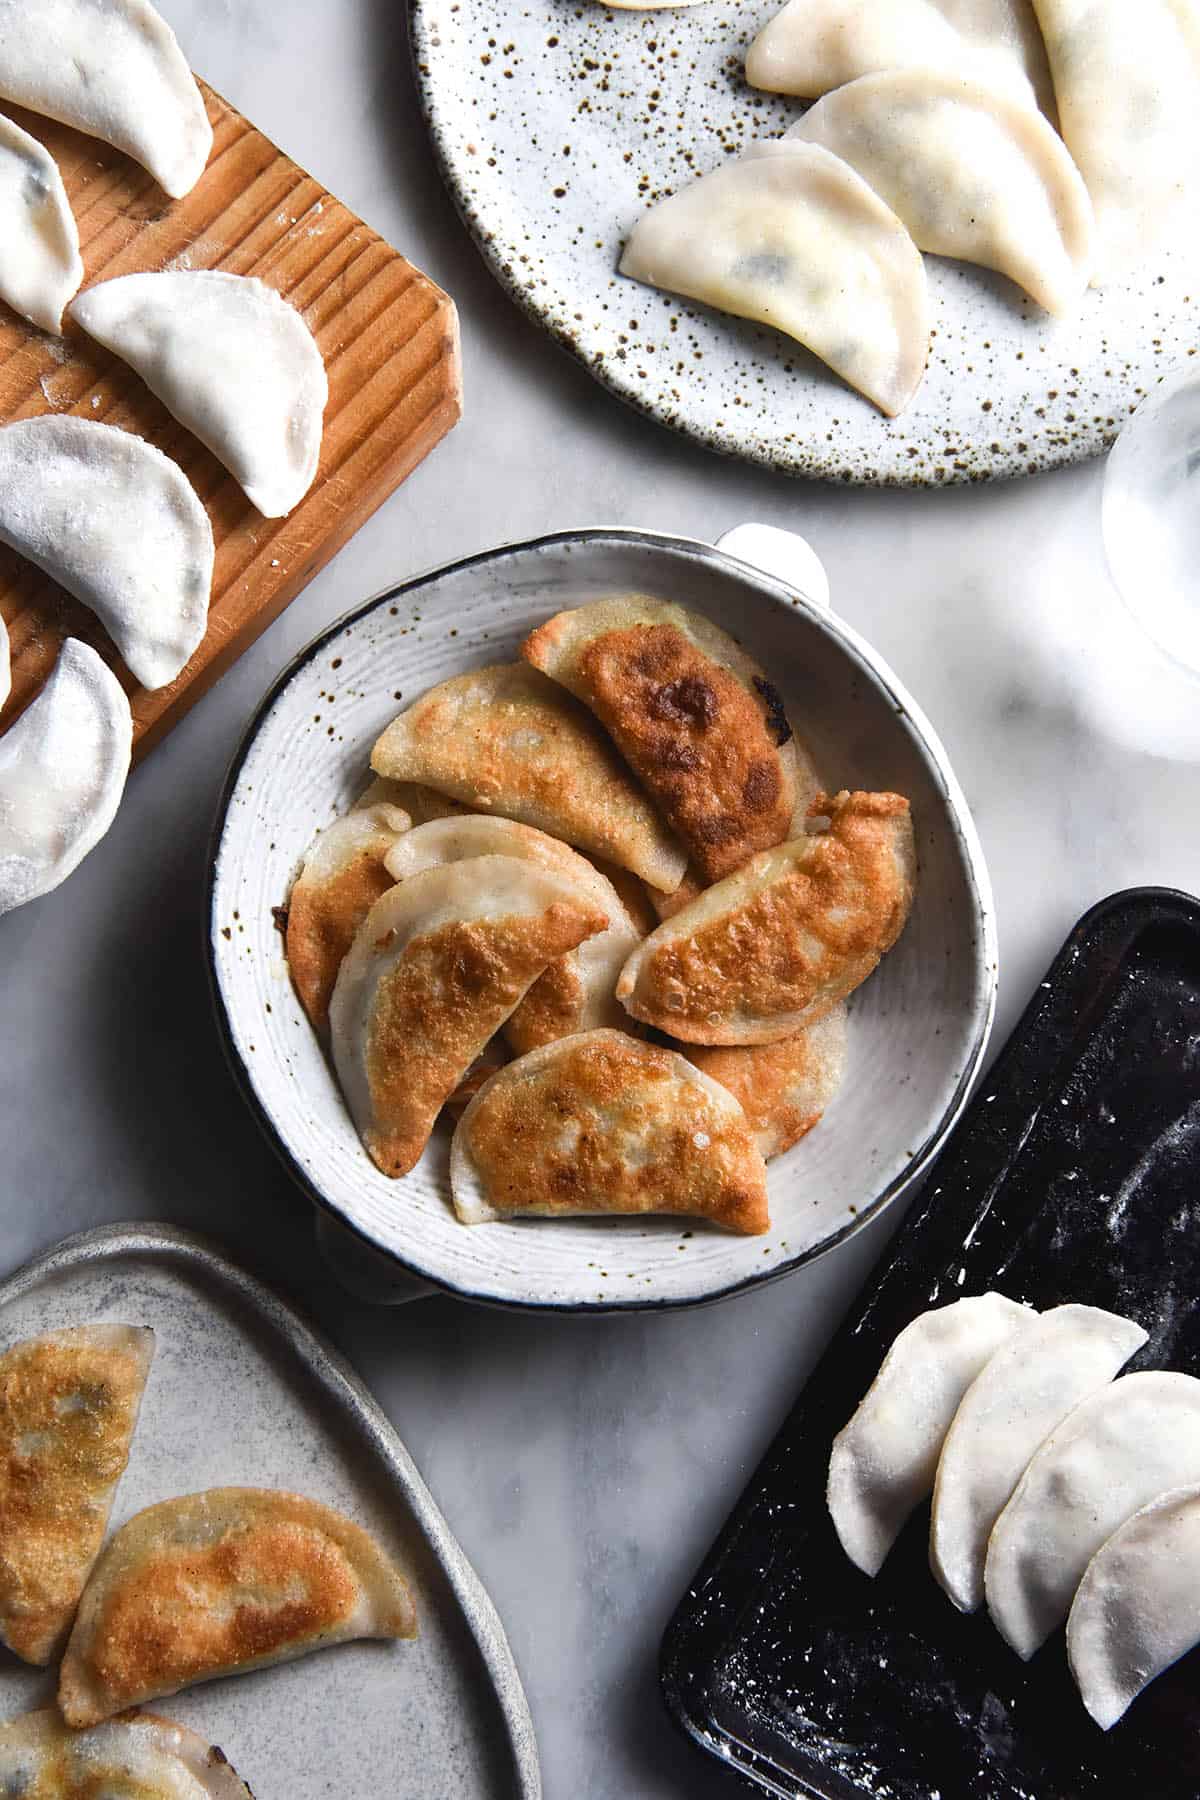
[[0, 114, 83, 333]]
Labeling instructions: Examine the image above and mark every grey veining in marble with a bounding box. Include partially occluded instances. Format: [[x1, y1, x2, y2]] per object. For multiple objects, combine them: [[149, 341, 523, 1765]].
[[1, 3, 1198, 1797]]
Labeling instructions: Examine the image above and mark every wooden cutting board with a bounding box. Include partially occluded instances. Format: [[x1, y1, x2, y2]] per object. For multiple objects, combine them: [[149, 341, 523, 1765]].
[[0, 81, 461, 757]]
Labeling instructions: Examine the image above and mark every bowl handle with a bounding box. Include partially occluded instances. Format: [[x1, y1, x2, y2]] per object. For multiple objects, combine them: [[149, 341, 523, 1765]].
[[715, 523, 831, 612], [315, 1212, 436, 1305]]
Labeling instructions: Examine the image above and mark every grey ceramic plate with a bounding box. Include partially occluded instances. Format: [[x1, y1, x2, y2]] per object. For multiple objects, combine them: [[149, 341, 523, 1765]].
[[409, 0, 1199, 485], [209, 526, 996, 1312], [0, 1224, 539, 1800]]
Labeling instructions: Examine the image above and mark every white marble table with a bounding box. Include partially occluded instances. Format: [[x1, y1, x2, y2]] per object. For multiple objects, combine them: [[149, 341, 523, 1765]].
[[3, 3, 1199, 1795]]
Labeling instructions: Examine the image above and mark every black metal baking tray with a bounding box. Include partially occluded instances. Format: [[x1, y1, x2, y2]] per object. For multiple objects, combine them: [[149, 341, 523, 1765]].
[[661, 888, 1200, 1800]]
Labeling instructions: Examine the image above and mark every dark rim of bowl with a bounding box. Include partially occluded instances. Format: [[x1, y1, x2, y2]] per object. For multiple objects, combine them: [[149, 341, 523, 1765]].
[[205, 527, 998, 1313]]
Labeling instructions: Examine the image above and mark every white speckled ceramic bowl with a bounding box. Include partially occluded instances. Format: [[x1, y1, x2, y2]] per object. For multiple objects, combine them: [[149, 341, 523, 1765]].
[[409, 0, 1200, 484], [209, 527, 996, 1311]]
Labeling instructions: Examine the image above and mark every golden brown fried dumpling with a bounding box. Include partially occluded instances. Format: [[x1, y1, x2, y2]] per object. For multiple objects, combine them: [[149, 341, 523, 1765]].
[[617, 791, 915, 1044], [383, 815, 643, 1053], [0, 1324, 154, 1666], [285, 802, 412, 1034], [686, 1003, 848, 1158], [370, 663, 686, 891], [0, 1708, 253, 1800], [330, 855, 608, 1176], [59, 1488, 417, 1728], [523, 597, 818, 884], [451, 1029, 770, 1234]]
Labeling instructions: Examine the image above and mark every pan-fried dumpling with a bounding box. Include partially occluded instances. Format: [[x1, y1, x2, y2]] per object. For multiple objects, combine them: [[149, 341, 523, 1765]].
[[285, 803, 412, 1034], [0, 0, 212, 198], [0, 419, 213, 691], [686, 1004, 848, 1159], [1067, 1484, 1200, 1729], [0, 114, 83, 334], [827, 1295, 1034, 1577], [775, 70, 1093, 315], [522, 597, 816, 884], [371, 663, 686, 892], [986, 1371, 1200, 1659], [620, 145, 930, 418], [0, 1708, 254, 1800], [0, 1324, 154, 1665], [0, 639, 131, 917], [330, 855, 607, 1176], [451, 1028, 770, 1233], [930, 1304, 1147, 1613], [59, 1487, 417, 1727], [71, 273, 328, 518], [1029, 0, 1200, 280], [354, 775, 471, 823], [383, 815, 642, 1053], [618, 791, 915, 1045], [745, 0, 1053, 112]]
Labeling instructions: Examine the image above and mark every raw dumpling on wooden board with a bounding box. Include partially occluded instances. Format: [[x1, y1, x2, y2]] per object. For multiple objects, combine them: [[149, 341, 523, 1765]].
[[0, 82, 461, 757], [0, 113, 83, 333]]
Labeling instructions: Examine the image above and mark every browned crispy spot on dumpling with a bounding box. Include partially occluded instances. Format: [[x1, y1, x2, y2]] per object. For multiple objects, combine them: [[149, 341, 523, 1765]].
[[285, 803, 411, 1034], [617, 791, 915, 1044], [686, 1004, 848, 1158], [59, 1488, 416, 1728], [0, 1325, 154, 1667], [451, 1028, 770, 1234]]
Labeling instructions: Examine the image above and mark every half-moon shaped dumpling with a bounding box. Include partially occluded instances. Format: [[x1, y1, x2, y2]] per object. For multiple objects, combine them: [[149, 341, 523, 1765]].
[[0, 1709, 253, 1800], [330, 854, 608, 1176], [778, 69, 1093, 315], [0, 638, 131, 917], [0, 418, 214, 690], [0, 114, 83, 334], [1067, 1484, 1200, 1729], [618, 791, 915, 1045], [371, 662, 686, 891], [619, 145, 930, 418], [451, 1028, 770, 1233], [1029, 0, 1200, 280], [686, 1003, 848, 1159], [71, 273, 329, 518], [285, 802, 412, 1034], [745, 0, 1053, 112], [0, 0, 212, 198], [59, 1487, 417, 1727], [986, 1371, 1200, 1659], [827, 1294, 1034, 1577], [930, 1303, 1147, 1612], [383, 814, 642, 1053], [0, 1324, 154, 1665], [522, 596, 817, 884]]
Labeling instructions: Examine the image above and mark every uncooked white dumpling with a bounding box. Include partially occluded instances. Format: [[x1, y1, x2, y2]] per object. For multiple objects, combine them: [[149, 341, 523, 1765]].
[[0, 0, 211, 198], [0, 638, 130, 916], [0, 418, 214, 690], [986, 1371, 1200, 1659], [828, 1294, 1034, 1576], [71, 273, 328, 518], [1031, 0, 1200, 280], [383, 814, 643, 1053], [774, 70, 1093, 314], [619, 143, 930, 417], [746, 0, 1053, 112], [1068, 1484, 1200, 1728], [0, 114, 83, 333], [930, 1304, 1147, 1612]]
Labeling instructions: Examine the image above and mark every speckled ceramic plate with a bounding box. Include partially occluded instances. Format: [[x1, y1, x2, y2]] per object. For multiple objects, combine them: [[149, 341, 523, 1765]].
[[0, 1224, 539, 1799], [209, 526, 996, 1311], [409, 0, 1199, 485]]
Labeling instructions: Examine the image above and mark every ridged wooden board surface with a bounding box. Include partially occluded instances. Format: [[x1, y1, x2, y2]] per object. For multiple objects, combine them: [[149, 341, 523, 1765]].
[[0, 81, 461, 757]]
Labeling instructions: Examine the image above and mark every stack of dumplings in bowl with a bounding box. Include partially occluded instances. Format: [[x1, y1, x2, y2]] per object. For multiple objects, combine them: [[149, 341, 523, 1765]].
[[282, 596, 917, 1240]]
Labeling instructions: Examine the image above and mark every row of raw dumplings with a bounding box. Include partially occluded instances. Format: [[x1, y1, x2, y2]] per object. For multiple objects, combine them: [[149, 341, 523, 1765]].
[[618, 0, 1200, 415], [0, 5, 328, 918], [828, 1293, 1200, 1728], [284, 596, 916, 1235], [0, 1324, 416, 1792]]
